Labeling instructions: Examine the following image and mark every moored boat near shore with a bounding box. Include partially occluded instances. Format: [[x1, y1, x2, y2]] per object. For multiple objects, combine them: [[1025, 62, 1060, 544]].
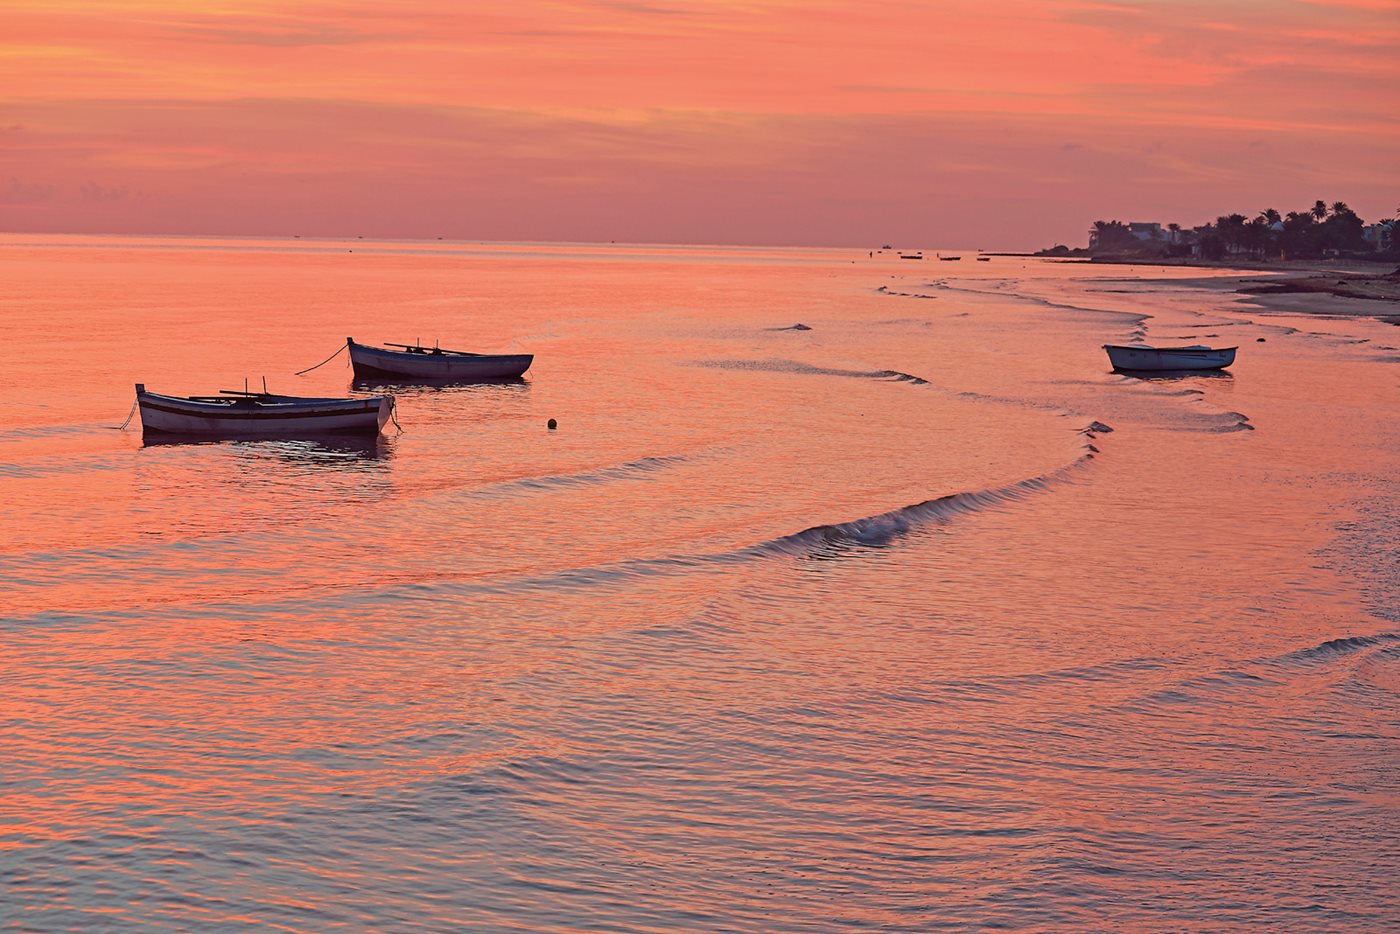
[[136, 384, 393, 436], [347, 338, 533, 382], [1103, 344, 1237, 372]]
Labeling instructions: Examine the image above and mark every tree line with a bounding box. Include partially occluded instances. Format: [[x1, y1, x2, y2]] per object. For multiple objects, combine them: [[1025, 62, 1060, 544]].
[[1084, 201, 1395, 261]]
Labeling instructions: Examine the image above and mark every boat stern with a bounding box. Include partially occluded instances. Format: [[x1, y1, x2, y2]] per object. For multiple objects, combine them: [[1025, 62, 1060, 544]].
[[376, 395, 396, 433]]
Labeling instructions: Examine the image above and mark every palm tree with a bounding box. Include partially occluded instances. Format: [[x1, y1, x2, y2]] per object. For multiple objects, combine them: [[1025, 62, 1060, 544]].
[[1251, 211, 1280, 257], [1248, 218, 1282, 256], [1281, 210, 1324, 259], [1089, 220, 1136, 251], [1217, 213, 1248, 254], [1321, 203, 1365, 251], [1312, 200, 1328, 222]]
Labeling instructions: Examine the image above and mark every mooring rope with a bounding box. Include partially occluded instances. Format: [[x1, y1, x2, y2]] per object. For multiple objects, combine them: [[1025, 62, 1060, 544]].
[[112, 398, 138, 430], [389, 397, 405, 433], [295, 341, 347, 376]]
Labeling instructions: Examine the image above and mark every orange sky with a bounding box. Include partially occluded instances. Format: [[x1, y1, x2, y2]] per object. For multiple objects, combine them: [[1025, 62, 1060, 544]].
[[2, 0, 1397, 247]]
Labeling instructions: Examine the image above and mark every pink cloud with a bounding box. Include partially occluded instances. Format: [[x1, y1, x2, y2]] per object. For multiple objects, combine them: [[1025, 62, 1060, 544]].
[[0, 1, 1395, 245]]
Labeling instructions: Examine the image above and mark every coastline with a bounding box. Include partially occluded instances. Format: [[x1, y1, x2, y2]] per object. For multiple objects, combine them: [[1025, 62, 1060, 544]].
[[1234, 290, 1400, 321], [1072, 256, 1400, 317]]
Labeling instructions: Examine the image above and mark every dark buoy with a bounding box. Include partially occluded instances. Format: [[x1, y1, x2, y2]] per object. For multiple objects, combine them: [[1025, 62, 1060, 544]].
[[547, 418, 557, 430], [1257, 337, 1266, 342]]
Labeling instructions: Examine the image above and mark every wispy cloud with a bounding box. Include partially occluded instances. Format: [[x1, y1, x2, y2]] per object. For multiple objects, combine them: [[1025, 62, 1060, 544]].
[[0, 0, 1395, 244], [162, 16, 382, 48], [79, 181, 127, 202], [1, 177, 56, 204]]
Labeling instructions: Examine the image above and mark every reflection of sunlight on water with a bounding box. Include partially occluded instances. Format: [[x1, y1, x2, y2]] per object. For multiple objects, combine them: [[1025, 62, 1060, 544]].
[[143, 433, 395, 466], [352, 376, 530, 393], [119, 433, 401, 548], [1112, 367, 1235, 382], [4, 241, 1400, 931]]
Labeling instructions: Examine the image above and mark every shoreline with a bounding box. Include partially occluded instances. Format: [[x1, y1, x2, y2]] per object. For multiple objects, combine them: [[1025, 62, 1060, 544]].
[[1068, 256, 1400, 315]]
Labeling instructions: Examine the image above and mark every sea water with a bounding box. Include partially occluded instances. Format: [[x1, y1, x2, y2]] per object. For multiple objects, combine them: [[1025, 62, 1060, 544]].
[[1, 236, 1396, 931]]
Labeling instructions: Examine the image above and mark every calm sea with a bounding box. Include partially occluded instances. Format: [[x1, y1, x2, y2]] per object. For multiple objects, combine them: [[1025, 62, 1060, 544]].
[[2, 236, 1397, 931]]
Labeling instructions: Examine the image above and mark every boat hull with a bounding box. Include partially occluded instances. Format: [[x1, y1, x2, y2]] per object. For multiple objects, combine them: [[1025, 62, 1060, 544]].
[[1104, 345, 1236, 372], [137, 388, 392, 436], [348, 340, 532, 381]]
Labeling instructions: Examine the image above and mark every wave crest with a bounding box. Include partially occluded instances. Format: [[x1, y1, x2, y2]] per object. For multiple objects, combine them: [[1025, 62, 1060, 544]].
[[750, 452, 1093, 557]]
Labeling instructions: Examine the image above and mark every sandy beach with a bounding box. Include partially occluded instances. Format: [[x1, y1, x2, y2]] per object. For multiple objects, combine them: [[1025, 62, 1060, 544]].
[[1236, 265, 1400, 300], [1227, 261, 1399, 321], [1088, 258, 1400, 321]]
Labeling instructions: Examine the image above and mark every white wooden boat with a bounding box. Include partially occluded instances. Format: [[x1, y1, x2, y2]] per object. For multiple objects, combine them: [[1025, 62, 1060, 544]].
[[1103, 344, 1237, 372], [136, 384, 393, 436], [347, 338, 532, 381]]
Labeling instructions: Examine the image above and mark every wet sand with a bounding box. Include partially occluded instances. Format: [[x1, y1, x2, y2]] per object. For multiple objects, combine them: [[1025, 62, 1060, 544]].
[[1120, 262, 1400, 322], [1237, 268, 1400, 302]]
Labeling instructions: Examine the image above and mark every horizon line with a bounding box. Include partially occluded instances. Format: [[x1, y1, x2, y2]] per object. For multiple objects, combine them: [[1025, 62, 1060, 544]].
[[0, 229, 1008, 253]]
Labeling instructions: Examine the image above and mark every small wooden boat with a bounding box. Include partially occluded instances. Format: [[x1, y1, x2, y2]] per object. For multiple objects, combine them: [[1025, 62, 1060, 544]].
[[346, 338, 533, 381], [136, 384, 393, 435], [1103, 344, 1237, 372], [898, 252, 923, 260], [976, 256, 991, 262], [939, 255, 962, 261]]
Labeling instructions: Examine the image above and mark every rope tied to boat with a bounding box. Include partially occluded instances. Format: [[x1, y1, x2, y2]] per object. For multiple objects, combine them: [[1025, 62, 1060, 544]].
[[295, 341, 347, 376], [113, 398, 138, 430], [389, 396, 404, 433]]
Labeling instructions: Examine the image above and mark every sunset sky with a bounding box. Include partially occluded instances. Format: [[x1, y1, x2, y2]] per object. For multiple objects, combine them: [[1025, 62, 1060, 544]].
[[2, 0, 1396, 248]]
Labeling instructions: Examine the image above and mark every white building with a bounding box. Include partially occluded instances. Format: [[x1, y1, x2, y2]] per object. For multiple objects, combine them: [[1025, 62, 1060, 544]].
[[1363, 220, 1395, 251]]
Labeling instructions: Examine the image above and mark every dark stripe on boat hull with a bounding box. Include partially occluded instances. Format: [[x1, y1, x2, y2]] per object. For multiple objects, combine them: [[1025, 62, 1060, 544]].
[[138, 400, 380, 420]]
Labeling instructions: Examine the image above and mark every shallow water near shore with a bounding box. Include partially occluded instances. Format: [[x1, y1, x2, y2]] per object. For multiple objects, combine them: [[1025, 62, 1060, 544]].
[[2, 236, 1398, 931]]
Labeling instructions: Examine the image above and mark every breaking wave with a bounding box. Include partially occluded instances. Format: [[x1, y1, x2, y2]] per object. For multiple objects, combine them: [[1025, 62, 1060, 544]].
[[1275, 632, 1400, 665], [749, 456, 1091, 557], [4, 430, 1107, 629]]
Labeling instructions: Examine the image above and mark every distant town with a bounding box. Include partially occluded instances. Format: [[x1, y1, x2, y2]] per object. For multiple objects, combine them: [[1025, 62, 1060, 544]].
[[1040, 201, 1397, 261]]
